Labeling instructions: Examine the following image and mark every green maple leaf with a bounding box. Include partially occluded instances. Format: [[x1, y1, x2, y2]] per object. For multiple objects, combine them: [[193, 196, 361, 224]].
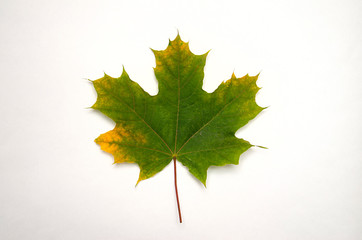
[[90, 33, 264, 222]]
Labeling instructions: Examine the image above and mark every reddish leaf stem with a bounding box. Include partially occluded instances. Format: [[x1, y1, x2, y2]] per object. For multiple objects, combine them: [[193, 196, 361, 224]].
[[173, 157, 182, 223]]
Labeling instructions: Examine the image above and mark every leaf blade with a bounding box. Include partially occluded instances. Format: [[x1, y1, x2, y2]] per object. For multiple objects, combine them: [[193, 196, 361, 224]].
[[91, 33, 264, 185]]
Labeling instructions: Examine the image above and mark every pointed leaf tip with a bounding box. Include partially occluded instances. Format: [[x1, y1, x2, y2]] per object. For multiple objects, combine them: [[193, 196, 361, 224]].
[[121, 67, 129, 78], [254, 145, 268, 149], [83, 78, 94, 83], [136, 174, 146, 187], [203, 49, 211, 57], [174, 32, 182, 42], [103, 71, 110, 78]]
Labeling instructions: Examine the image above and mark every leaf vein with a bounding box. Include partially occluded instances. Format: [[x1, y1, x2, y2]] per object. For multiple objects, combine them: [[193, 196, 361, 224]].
[[178, 145, 242, 156], [108, 142, 171, 156], [96, 83, 173, 154], [176, 93, 243, 154]]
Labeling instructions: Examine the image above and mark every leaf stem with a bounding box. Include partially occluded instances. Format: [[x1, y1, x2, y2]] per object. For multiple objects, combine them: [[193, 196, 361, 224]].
[[173, 157, 182, 223]]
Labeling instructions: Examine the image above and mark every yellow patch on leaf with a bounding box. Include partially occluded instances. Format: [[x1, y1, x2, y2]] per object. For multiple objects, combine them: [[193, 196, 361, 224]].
[[95, 124, 132, 163]]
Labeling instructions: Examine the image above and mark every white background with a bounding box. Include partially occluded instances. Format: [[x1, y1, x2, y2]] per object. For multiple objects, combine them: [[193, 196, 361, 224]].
[[0, 0, 361, 239]]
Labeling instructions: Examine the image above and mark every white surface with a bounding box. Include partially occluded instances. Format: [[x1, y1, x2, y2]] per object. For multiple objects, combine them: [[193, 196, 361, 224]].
[[0, 0, 361, 239]]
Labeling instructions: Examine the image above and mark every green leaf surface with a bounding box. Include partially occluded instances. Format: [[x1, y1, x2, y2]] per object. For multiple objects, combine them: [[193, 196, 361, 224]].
[[91, 34, 264, 186]]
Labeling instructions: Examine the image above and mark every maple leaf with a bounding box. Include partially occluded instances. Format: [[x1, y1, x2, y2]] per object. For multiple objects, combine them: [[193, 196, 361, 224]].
[[91, 33, 264, 222]]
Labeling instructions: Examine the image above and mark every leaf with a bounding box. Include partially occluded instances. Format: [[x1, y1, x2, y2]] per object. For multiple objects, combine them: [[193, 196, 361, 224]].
[[90, 33, 264, 222]]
